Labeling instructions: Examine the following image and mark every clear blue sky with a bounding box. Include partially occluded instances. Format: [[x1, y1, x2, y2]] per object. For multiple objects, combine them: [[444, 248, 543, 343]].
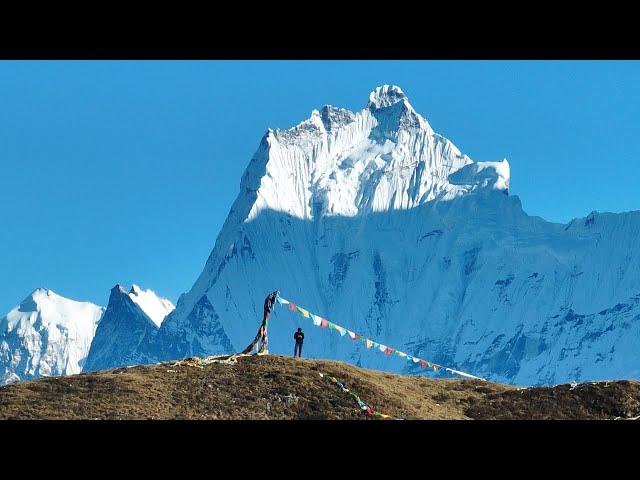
[[2, 61, 640, 314]]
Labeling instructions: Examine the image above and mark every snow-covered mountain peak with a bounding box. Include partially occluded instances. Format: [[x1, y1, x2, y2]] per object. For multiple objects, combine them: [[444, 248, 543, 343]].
[[28, 287, 58, 301], [367, 84, 408, 109], [319, 105, 356, 132], [14, 288, 101, 322], [1, 289, 104, 385], [366, 84, 429, 132], [17, 288, 50, 311], [82, 284, 173, 372], [240, 85, 507, 223]]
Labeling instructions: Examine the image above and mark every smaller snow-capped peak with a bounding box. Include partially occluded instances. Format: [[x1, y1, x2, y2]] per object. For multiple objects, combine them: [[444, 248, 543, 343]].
[[8, 288, 104, 328], [127, 284, 174, 327], [82, 284, 172, 373], [1, 288, 105, 385]]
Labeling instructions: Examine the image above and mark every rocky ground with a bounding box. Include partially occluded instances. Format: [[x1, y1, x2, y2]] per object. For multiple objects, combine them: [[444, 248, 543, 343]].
[[1, 355, 639, 420]]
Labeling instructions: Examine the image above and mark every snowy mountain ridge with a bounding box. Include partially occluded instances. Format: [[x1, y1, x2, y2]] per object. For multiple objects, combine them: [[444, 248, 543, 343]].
[[0, 284, 174, 384], [242, 84, 509, 225], [0, 288, 104, 384]]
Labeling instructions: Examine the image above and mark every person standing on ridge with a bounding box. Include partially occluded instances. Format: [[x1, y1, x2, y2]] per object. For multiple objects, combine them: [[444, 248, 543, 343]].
[[293, 327, 304, 357]]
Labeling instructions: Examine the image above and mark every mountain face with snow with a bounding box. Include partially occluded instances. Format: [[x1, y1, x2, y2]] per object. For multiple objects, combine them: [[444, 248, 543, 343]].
[[0, 289, 104, 385], [135, 85, 638, 385], [128, 284, 175, 327], [83, 285, 174, 372]]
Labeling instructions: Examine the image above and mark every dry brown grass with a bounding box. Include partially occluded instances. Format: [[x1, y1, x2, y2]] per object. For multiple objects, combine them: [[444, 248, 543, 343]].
[[1, 355, 638, 420]]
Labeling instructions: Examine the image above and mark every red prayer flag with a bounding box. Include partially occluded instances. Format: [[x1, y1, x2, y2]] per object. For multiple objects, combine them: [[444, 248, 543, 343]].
[[384, 347, 393, 355], [289, 303, 297, 312], [353, 334, 360, 341], [420, 360, 427, 368], [321, 319, 328, 328]]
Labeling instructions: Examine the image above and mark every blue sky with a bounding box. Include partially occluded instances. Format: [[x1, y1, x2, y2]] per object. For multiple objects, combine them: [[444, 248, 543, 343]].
[[1, 61, 639, 313]]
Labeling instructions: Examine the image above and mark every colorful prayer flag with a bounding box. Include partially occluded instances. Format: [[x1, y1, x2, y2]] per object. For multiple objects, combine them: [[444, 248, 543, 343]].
[[287, 295, 485, 381]]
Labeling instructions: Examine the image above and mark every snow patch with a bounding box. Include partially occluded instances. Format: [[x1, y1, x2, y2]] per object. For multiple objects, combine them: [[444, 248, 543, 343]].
[[448, 159, 510, 193], [128, 284, 175, 327]]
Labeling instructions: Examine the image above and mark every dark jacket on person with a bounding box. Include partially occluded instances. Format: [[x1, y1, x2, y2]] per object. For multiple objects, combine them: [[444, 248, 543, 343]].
[[294, 331, 304, 344]]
